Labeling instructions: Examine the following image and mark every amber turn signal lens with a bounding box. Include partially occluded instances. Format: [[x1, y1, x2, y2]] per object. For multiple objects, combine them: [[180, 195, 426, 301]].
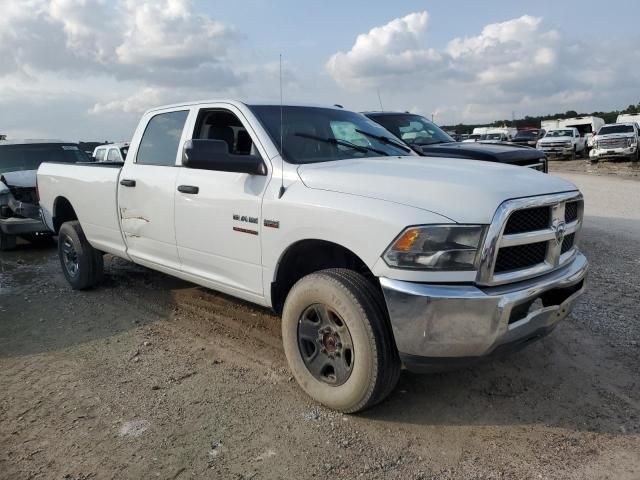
[[392, 228, 421, 251]]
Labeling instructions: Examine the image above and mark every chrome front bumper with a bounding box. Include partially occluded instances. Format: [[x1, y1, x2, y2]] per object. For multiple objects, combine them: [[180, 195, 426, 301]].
[[380, 252, 588, 371], [590, 146, 636, 159]]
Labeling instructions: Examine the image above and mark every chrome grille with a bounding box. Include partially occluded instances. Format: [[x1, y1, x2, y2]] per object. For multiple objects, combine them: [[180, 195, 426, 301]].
[[495, 241, 548, 273], [598, 137, 627, 149], [565, 202, 578, 223], [477, 192, 584, 286], [504, 206, 550, 234]]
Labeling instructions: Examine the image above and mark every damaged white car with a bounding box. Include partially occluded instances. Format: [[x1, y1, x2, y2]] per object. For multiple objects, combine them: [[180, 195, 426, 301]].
[[0, 140, 91, 250]]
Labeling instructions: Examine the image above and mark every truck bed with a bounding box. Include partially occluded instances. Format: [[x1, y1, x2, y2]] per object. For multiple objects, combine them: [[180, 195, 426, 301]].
[[37, 162, 128, 257]]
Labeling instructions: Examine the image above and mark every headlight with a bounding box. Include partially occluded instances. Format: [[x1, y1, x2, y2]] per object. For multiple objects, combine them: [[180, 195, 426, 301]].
[[564, 142, 572, 148], [628, 137, 636, 147], [536, 142, 542, 149], [383, 225, 486, 270]]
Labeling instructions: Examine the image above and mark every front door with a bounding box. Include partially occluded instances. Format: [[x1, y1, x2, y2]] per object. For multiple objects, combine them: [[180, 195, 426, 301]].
[[118, 109, 189, 270], [174, 106, 269, 297]]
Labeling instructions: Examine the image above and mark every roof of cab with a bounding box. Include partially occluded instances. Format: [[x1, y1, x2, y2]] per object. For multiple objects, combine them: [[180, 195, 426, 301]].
[[144, 99, 347, 115]]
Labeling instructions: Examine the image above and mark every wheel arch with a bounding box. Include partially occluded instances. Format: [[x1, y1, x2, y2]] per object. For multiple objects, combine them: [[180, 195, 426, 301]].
[[270, 238, 380, 315], [52, 196, 78, 233]]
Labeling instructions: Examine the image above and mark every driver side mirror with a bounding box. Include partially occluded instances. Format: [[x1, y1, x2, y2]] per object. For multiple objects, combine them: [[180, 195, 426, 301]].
[[182, 139, 267, 175]]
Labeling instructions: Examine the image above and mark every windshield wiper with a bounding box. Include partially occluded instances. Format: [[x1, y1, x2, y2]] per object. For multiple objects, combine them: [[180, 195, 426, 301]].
[[293, 132, 389, 156], [354, 129, 412, 153]]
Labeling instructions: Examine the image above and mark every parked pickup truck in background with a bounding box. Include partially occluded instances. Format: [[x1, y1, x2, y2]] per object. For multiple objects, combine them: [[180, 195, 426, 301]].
[[511, 128, 546, 147], [38, 100, 588, 412], [364, 112, 547, 172], [0, 139, 91, 250], [589, 123, 640, 162], [93, 143, 129, 163], [537, 127, 586, 160]]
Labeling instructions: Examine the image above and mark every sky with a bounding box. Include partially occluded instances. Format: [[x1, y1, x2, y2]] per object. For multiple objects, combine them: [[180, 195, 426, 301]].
[[1, 0, 640, 141]]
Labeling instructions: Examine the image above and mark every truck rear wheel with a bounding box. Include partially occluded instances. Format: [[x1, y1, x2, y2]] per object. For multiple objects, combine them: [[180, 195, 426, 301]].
[[281, 269, 400, 413], [58, 221, 104, 290]]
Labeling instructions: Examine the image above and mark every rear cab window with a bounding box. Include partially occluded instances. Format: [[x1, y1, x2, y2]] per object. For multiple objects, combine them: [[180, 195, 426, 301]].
[[136, 110, 189, 166]]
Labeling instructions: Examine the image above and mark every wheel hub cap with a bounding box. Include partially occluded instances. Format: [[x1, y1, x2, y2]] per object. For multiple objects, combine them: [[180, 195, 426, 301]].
[[297, 304, 354, 386]]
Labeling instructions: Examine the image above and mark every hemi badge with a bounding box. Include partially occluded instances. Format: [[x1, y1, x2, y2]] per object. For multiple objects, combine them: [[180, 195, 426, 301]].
[[264, 220, 280, 229], [233, 227, 259, 236]]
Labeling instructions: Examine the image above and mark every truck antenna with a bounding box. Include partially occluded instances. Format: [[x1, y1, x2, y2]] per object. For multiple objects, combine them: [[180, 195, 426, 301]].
[[278, 54, 286, 199], [377, 88, 384, 111]]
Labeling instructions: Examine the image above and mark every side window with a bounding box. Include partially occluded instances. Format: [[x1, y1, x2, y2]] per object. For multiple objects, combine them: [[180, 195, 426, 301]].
[[95, 149, 106, 161], [194, 109, 256, 156], [107, 148, 120, 162], [137, 110, 189, 166]]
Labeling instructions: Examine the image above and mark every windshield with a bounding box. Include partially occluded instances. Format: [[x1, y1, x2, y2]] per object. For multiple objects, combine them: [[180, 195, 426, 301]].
[[598, 125, 635, 135], [249, 106, 414, 164], [0, 143, 92, 174], [484, 133, 505, 140], [514, 130, 539, 139], [545, 130, 573, 138], [367, 113, 455, 146]]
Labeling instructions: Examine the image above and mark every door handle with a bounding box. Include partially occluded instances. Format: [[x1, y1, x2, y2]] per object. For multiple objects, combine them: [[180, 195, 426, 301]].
[[120, 179, 136, 187], [177, 185, 199, 194]]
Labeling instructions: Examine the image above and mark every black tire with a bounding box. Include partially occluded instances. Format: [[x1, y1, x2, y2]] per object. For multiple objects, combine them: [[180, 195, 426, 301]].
[[0, 232, 17, 251], [58, 221, 104, 290], [571, 147, 576, 160], [282, 268, 400, 413], [633, 149, 640, 163]]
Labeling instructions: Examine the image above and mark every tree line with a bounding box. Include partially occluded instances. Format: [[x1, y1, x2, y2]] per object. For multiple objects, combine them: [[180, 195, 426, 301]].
[[441, 102, 640, 134]]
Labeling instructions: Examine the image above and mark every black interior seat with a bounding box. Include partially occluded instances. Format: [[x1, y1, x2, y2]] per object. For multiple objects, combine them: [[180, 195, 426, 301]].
[[207, 126, 235, 153], [236, 130, 252, 154]]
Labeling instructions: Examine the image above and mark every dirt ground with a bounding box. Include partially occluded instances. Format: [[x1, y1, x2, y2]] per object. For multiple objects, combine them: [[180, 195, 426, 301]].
[[1, 165, 639, 479]]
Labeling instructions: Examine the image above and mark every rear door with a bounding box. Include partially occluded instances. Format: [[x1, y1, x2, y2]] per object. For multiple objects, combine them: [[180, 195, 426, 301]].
[[118, 109, 189, 271], [173, 104, 270, 296]]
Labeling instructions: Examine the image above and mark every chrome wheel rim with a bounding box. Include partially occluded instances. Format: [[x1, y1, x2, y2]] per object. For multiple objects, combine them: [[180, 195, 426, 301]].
[[62, 237, 79, 277], [297, 304, 354, 386]]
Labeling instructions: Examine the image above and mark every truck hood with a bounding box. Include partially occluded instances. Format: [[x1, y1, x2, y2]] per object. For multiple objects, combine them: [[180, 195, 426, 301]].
[[595, 133, 635, 140], [539, 136, 572, 143], [0, 170, 37, 188], [416, 142, 543, 166], [297, 157, 576, 224]]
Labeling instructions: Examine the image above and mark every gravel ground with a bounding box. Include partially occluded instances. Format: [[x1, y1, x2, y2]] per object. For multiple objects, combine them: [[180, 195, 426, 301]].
[[1, 165, 639, 479]]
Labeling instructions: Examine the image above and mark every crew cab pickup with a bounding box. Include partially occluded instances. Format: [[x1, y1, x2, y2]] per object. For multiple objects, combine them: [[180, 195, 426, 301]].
[[365, 112, 547, 172], [38, 101, 588, 413], [589, 123, 639, 162], [537, 127, 586, 159]]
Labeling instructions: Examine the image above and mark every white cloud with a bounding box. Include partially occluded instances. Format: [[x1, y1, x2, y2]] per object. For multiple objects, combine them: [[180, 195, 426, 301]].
[[0, 0, 243, 90], [90, 87, 167, 114], [326, 12, 640, 123], [326, 12, 443, 88]]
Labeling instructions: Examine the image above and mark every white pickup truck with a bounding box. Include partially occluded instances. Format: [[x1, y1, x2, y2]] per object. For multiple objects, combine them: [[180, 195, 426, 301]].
[[38, 100, 588, 412], [537, 127, 586, 160], [589, 123, 640, 162]]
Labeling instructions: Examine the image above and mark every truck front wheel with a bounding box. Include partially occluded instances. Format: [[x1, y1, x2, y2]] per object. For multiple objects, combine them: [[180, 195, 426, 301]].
[[282, 269, 400, 413], [58, 221, 104, 290]]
